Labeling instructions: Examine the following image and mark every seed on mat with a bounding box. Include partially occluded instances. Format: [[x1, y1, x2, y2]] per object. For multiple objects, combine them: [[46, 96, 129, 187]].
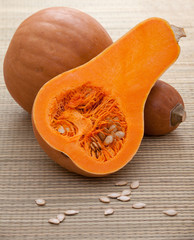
[[57, 213, 65, 222], [58, 125, 65, 134], [163, 209, 178, 216], [90, 143, 96, 151], [35, 199, 46, 206], [132, 202, 146, 209], [104, 135, 113, 145], [108, 192, 121, 199], [104, 208, 114, 216], [48, 218, 60, 225], [64, 210, 79, 216], [130, 180, 140, 189], [99, 196, 110, 203], [117, 196, 130, 202], [115, 180, 128, 186], [115, 131, 125, 138], [121, 189, 131, 196]]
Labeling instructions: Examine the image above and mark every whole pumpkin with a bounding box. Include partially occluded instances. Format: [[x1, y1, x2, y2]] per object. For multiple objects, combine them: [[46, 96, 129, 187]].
[[3, 7, 113, 113]]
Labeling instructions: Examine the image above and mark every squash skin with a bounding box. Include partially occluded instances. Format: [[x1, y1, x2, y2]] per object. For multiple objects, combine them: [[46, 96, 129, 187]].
[[144, 80, 185, 135], [32, 18, 181, 177], [3, 7, 113, 113]]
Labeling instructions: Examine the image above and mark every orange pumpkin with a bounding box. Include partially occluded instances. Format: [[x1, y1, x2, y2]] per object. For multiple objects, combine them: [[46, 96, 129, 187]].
[[3, 7, 112, 113], [32, 18, 184, 176]]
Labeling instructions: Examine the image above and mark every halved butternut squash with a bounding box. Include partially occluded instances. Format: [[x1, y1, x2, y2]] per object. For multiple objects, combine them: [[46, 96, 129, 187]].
[[32, 18, 182, 177]]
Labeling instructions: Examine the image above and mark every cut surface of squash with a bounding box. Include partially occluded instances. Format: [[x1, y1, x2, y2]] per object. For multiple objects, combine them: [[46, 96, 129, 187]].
[[32, 18, 181, 176]]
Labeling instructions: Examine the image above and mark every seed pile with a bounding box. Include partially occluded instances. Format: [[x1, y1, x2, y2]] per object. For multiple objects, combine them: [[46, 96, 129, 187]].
[[49, 83, 127, 161], [35, 179, 178, 224]]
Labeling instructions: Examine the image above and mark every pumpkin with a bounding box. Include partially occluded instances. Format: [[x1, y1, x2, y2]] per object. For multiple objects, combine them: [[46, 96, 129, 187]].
[[32, 18, 184, 177], [144, 80, 186, 135], [3, 7, 113, 113]]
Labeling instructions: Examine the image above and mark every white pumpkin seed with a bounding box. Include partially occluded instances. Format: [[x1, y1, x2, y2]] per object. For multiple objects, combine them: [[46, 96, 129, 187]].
[[58, 126, 65, 134], [132, 202, 146, 209], [130, 180, 140, 189], [108, 192, 121, 199], [115, 180, 128, 186], [121, 189, 131, 196], [64, 210, 79, 216], [104, 208, 114, 216], [57, 213, 65, 222], [115, 131, 125, 138], [163, 209, 178, 216], [104, 135, 113, 145], [35, 199, 46, 206], [99, 196, 110, 203], [117, 196, 130, 202], [48, 218, 60, 225], [109, 125, 117, 131]]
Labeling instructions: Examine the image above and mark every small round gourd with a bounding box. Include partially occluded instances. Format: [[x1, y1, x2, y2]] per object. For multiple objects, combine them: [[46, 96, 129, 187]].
[[144, 80, 186, 135], [3, 7, 113, 113]]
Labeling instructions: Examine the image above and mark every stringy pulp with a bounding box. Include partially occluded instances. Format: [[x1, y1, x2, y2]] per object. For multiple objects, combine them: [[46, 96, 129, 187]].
[[49, 83, 127, 162]]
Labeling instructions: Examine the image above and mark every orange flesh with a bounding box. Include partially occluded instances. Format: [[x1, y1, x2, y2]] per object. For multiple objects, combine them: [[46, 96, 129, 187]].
[[33, 18, 180, 175]]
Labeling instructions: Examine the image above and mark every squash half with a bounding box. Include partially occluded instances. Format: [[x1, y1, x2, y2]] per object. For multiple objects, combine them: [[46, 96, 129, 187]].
[[32, 18, 180, 177]]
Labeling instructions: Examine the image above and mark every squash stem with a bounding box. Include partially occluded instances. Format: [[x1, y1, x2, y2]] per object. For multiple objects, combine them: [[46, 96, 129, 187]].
[[170, 104, 186, 126], [171, 25, 186, 42]]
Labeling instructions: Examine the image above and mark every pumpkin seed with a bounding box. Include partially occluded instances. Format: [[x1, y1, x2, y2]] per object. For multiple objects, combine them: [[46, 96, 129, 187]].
[[163, 209, 178, 216], [35, 199, 46, 206], [115, 180, 128, 186], [130, 180, 140, 189], [48, 218, 60, 225], [117, 196, 130, 202], [132, 202, 146, 209], [108, 192, 121, 199], [121, 189, 131, 196], [98, 132, 106, 141], [64, 210, 79, 215], [109, 124, 117, 131], [104, 135, 113, 145], [115, 131, 125, 138], [92, 141, 100, 150], [57, 213, 65, 222], [90, 143, 96, 151], [99, 196, 110, 203], [104, 208, 114, 216], [58, 126, 65, 134]]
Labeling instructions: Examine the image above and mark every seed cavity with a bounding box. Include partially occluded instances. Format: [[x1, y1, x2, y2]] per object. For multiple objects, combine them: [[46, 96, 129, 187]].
[[115, 181, 128, 186], [104, 208, 114, 216], [64, 210, 79, 216], [130, 181, 140, 189], [35, 199, 46, 206], [49, 83, 127, 162], [163, 209, 178, 216], [108, 192, 121, 199], [99, 196, 110, 203], [117, 196, 130, 202], [57, 213, 65, 222], [48, 218, 60, 225], [121, 189, 131, 196], [132, 202, 146, 209]]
